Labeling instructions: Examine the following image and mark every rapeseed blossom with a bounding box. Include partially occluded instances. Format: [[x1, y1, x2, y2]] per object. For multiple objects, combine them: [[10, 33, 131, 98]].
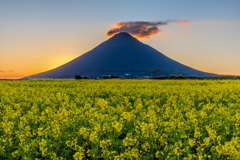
[[0, 79, 240, 159]]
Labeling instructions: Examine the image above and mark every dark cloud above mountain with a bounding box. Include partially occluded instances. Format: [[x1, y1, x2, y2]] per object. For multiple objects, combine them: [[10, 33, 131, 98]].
[[106, 20, 191, 38]]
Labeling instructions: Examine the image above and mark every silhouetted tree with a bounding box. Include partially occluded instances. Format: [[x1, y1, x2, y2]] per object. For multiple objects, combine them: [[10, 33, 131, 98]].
[[177, 74, 187, 79], [75, 75, 89, 79], [75, 75, 81, 79], [170, 74, 177, 79], [152, 75, 168, 79], [151, 69, 161, 76], [102, 75, 119, 79]]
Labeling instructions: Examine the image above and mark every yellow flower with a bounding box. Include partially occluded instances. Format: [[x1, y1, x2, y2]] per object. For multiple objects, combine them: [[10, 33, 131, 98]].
[[89, 131, 98, 143], [112, 121, 123, 133], [188, 139, 196, 147], [73, 151, 84, 160], [194, 129, 202, 138], [203, 137, 211, 146]]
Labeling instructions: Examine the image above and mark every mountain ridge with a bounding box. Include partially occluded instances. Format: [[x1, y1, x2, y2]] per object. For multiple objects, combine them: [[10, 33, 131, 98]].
[[23, 32, 217, 79]]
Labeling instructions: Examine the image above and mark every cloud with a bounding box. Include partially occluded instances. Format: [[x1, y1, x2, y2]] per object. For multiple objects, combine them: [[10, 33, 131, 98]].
[[0, 70, 14, 73], [106, 20, 192, 38], [173, 20, 192, 28]]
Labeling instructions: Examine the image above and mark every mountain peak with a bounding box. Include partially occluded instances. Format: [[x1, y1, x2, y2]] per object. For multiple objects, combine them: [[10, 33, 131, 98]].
[[113, 32, 132, 37], [108, 32, 139, 43]]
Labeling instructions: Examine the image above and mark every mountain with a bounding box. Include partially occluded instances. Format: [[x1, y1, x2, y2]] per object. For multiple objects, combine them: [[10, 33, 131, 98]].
[[23, 32, 217, 79]]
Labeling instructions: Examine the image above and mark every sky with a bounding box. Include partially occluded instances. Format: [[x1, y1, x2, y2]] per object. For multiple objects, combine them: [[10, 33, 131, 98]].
[[1, 0, 240, 79]]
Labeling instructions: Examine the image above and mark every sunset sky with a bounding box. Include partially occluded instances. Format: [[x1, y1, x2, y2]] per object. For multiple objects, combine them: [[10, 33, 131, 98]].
[[1, 0, 240, 79]]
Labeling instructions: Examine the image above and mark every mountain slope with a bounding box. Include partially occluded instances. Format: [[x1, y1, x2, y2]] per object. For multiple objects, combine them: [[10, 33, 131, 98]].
[[23, 32, 217, 79]]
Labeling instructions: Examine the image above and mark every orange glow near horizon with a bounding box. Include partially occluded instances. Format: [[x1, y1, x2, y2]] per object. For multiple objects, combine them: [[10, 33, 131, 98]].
[[1, 52, 82, 79], [0, 34, 87, 79]]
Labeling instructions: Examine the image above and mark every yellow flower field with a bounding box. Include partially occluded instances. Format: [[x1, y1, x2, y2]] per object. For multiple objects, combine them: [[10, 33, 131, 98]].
[[0, 79, 239, 159]]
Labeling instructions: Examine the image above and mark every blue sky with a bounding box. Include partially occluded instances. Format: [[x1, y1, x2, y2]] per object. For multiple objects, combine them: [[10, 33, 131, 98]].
[[1, 0, 240, 78]]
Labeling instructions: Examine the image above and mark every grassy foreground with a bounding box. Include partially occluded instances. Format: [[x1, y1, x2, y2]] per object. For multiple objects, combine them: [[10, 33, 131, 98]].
[[0, 79, 239, 159]]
